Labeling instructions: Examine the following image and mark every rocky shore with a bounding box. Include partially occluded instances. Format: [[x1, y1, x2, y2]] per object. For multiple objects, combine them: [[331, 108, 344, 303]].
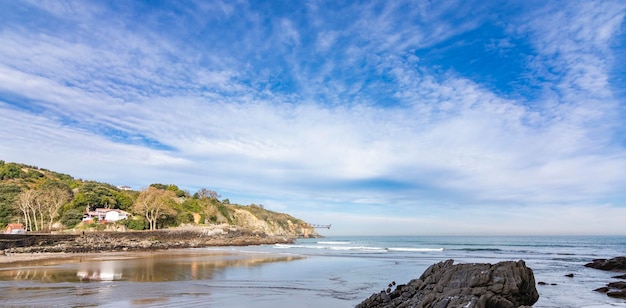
[[356, 259, 539, 308], [0, 225, 293, 255], [585, 256, 626, 299]]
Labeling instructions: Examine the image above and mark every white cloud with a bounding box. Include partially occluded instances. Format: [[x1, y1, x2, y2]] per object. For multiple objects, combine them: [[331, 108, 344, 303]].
[[297, 203, 626, 236], [316, 31, 338, 52], [0, 0, 625, 235]]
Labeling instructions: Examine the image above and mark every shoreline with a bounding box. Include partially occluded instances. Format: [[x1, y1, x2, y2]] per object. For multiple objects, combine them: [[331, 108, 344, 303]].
[[2, 235, 625, 307], [0, 247, 288, 265], [0, 227, 296, 260]]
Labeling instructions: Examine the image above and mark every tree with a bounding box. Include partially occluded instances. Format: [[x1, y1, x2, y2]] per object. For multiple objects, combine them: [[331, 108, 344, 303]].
[[60, 209, 84, 228], [133, 187, 176, 230], [114, 191, 136, 211], [39, 188, 71, 230], [0, 183, 21, 228], [196, 188, 220, 200], [0, 162, 25, 180], [13, 188, 71, 231], [14, 190, 38, 231], [149, 183, 168, 190], [71, 182, 125, 211]]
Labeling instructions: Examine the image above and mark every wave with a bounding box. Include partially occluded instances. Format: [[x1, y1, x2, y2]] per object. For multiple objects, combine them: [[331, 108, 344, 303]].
[[317, 241, 351, 245], [455, 248, 502, 252], [387, 247, 444, 252], [330, 246, 387, 251], [274, 244, 444, 253]]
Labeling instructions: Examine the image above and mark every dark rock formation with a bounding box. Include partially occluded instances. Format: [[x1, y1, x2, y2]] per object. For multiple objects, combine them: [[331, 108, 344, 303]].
[[605, 280, 626, 298], [607, 291, 626, 299], [1, 228, 294, 254], [584, 256, 626, 271], [356, 259, 539, 308], [605, 281, 626, 298], [585, 257, 626, 300]]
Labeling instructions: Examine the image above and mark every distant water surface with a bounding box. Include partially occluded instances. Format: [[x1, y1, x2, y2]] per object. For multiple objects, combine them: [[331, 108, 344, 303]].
[[1, 236, 625, 307]]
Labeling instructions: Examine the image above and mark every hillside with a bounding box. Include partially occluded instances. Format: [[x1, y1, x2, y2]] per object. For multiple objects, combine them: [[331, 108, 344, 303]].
[[0, 160, 320, 238]]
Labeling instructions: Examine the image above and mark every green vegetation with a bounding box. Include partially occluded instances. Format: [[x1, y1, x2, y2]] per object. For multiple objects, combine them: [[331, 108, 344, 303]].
[[0, 183, 21, 227], [0, 160, 312, 236], [60, 209, 84, 228]]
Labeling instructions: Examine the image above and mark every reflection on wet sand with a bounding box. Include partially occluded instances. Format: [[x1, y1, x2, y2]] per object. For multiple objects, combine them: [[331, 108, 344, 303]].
[[0, 250, 303, 283]]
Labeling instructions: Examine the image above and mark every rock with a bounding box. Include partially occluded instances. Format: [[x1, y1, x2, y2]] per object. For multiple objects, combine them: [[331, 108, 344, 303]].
[[584, 256, 626, 271], [356, 259, 539, 308], [586, 257, 626, 297], [608, 281, 626, 289], [593, 280, 626, 299], [607, 291, 626, 299], [1, 229, 294, 254], [538, 282, 557, 286]]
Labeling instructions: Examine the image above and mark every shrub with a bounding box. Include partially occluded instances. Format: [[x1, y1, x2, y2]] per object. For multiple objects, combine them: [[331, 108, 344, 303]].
[[123, 217, 147, 230], [61, 209, 84, 228]]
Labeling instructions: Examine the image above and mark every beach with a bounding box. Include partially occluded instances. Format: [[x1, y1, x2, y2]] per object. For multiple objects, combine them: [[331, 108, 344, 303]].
[[0, 247, 312, 307], [1, 236, 626, 307], [0, 251, 93, 264]]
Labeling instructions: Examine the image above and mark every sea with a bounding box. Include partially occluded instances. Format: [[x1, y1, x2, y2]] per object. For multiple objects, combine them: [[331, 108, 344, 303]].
[[1, 236, 625, 307]]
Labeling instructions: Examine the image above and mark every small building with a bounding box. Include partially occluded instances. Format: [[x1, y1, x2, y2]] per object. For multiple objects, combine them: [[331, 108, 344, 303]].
[[83, 208, 130, 223], [4, 223, 25, 234], [117, 185, 132, 191], [104, 209, 129, 222]]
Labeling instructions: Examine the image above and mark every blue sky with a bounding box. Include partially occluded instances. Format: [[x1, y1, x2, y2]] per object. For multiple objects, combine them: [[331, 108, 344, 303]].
[[1, 0, 625, 236]]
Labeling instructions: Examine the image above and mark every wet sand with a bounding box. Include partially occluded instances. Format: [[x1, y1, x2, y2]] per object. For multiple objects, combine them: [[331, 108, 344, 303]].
[[0, 250, 169, 265], [0, 248, 297, 266], [0, 247, 311, 307]]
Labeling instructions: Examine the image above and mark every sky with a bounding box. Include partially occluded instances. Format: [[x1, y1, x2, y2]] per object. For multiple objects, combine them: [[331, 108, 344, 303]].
[[1, 0, 625, 236]]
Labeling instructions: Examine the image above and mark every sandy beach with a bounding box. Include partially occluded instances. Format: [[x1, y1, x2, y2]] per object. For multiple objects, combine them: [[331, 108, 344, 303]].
[[0, 252, 78, 264], [0, 250, 172, 264], [0, 246, 308, 307], [2, 236, 626, 307], [0, 247, 293, 266]]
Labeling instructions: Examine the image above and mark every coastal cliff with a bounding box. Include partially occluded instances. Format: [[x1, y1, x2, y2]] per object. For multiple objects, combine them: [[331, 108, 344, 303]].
[[233, 209, 303, 236], [0, 160, 321, 238]]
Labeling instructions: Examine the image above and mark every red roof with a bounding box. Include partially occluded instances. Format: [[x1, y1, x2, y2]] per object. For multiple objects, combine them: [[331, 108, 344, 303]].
[[5, 223, 24, 230]]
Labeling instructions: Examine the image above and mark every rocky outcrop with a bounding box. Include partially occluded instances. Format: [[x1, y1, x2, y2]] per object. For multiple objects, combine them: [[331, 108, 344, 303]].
[[595, 281, 626, 299], [356, 259, 539, 308], [232, 207, 321, 238], [587, 256, 626, 299], [585, 256, 626, 271], [233, 209, 306, 237], [1, 227, 293, 254]]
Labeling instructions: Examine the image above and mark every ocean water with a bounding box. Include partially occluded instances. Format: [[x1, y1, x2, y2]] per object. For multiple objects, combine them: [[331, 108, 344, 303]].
[[1, 236, 625, 307]]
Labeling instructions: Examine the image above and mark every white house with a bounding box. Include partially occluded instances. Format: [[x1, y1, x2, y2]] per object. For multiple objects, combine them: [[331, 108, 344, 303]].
[[104, 209, 129, 222], [83, 208, 130, 223]]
